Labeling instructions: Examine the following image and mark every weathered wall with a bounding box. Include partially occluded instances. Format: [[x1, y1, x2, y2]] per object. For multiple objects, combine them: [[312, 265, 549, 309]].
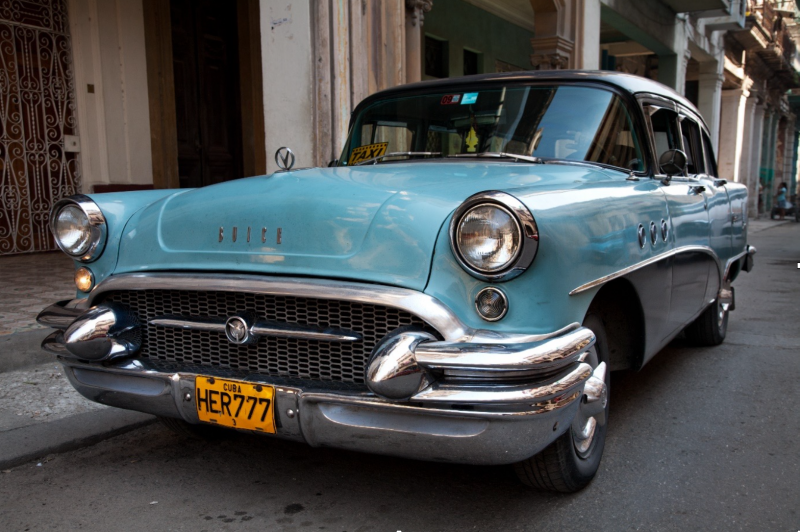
[[259, 1, 316, 173], [68, 0, 153, 190]]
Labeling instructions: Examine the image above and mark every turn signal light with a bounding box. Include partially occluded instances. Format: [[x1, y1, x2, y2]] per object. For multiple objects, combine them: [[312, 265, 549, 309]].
[[74, 267, 94, 293]]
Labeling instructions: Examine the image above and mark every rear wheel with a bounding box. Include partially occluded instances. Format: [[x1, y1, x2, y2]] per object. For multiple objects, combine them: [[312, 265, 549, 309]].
[[513, 314, 610, 492], [684, 298, 728, 346]]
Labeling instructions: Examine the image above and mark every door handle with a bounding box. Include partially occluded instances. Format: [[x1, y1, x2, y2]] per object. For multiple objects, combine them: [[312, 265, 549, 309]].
[[689, 185, 706, 195]]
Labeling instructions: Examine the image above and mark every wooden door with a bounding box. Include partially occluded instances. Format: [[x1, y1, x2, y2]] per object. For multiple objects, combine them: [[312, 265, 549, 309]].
[[170, 0, 242, 188]]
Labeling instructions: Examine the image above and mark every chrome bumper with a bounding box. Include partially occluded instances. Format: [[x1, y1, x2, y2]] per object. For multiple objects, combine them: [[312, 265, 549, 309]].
[[55, 355, 590, 465], [36, 277, 599, 465]]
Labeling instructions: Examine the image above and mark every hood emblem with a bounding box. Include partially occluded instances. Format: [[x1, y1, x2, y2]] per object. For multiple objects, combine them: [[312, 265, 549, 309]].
[[218, 226, 282, 244], [275, 147, 295, 171], [225, 314, 258, 345]]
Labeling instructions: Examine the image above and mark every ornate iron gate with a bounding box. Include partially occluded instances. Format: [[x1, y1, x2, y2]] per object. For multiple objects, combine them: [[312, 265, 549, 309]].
[[0, 0, 80, 255]]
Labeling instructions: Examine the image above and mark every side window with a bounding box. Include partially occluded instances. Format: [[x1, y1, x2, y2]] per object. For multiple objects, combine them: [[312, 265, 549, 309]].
[[584, 96, 645, 171], [649, 108, 681, 165], [702, 132, 718, 177], [679, 117, 704, 175]]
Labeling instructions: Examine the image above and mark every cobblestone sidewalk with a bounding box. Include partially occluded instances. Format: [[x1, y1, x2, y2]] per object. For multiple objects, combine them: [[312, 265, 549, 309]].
[[0, 362, 107, 433], [0, 252, 74, 336]]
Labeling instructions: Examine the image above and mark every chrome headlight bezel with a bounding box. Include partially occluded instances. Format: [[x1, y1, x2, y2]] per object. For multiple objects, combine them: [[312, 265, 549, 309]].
[[50, 194, 107, 262], [449, 191, 539, 282]]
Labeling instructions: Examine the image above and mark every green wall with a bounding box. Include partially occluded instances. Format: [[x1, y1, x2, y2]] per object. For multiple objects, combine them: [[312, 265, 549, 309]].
[[424, 0, 535, 78]]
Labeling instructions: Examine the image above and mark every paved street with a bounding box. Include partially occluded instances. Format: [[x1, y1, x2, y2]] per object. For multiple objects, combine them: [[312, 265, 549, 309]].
[[0, 222, 798, 532]]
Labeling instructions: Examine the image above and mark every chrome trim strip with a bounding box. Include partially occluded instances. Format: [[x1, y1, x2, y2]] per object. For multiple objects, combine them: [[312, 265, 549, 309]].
[[88, 272, 575, 345], [149, 316, 224, 333], [149, 315, 363, 342], [410, 362, 592, 403], [569, 245, 721, 296], [36, 301, 84, 329], [50, 194, 108, 262], [415, 327, 594, 375], [449, 190, 539, 283]]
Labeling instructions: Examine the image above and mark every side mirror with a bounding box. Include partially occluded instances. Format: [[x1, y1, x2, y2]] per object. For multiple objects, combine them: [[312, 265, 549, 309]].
[[658, 149, 687, 183]]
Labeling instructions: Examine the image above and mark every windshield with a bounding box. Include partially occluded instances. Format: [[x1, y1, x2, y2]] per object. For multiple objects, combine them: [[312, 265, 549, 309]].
[[340, 85, 645, 172]]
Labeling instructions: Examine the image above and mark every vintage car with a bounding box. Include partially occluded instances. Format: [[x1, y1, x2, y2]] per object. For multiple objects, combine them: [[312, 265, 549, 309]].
[[37, 71, 755, 492]]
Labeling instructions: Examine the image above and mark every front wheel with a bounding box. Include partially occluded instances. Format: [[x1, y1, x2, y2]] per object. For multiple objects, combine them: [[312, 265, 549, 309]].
[[513, 314, 610, 492]]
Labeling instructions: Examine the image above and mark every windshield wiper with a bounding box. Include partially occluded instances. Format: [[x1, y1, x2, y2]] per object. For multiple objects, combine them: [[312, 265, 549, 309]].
[[448, 152, 544, 164], [354, 151, 441, 166]]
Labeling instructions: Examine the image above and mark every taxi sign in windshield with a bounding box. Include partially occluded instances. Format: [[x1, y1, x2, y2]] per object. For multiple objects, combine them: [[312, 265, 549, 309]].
[[348, 142, 388, 165]]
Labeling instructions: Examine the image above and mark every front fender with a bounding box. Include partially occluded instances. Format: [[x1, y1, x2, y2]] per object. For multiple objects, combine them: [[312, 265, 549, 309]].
[[74, 189, 187, 296], [424, 178, 669, 334]]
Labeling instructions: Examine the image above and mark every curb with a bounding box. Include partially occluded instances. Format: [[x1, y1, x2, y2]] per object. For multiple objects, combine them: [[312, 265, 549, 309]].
[[0, 409, 156, 470], [0, 329, 52, 373]]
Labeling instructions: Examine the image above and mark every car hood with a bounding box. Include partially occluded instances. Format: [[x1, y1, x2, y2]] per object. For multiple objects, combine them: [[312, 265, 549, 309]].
[[115, 162, 611, 290]]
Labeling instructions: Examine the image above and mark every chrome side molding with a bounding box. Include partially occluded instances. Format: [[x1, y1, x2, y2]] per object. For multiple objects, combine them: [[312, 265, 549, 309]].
[[570, 245, 721, 296]]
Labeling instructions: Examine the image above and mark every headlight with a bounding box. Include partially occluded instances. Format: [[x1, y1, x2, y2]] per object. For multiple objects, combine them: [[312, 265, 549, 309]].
[[456, 204, 521, 272], [450, 191, 538, 282], [50, 195, 107, 262]]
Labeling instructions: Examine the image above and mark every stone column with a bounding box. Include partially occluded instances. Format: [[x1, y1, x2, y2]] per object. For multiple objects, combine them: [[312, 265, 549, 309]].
[[793, 128, 800, 196], [573, 0, 600, 69], [658, 47, 691, 94], [718, 89, 746, 182], [782, 114, 795, 192], [697, 62, 724, 151], [530, 0, 574, 70], [740, 89, 758, 212], [749, 102, 766, 217], [405, 1, 432, 83], [760, 110, 779, 213]]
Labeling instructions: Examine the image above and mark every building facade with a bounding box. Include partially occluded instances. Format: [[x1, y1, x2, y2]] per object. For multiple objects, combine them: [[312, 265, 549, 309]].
[[0, 0, 798, 255]]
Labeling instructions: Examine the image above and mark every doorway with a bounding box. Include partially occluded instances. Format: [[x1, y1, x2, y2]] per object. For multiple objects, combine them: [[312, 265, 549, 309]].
[[170, 0, 243, 188]]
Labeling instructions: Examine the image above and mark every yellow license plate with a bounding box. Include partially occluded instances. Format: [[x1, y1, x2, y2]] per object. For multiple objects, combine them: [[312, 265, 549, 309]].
[[195, 377, 276, 433]]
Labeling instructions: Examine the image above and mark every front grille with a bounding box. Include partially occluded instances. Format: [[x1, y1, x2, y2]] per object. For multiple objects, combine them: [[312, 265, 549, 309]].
[[99, 290, 432, 386]]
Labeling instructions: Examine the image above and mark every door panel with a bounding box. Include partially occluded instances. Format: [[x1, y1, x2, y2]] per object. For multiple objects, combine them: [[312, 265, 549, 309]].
[[649, 108, 711, 333]]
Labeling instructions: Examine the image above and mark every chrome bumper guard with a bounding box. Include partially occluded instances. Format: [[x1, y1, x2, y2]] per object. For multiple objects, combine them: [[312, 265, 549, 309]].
[[36, 278, 598, 465]]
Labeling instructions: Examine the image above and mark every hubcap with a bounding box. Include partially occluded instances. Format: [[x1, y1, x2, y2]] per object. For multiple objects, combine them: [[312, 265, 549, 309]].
[[571, 345, 608, 458]]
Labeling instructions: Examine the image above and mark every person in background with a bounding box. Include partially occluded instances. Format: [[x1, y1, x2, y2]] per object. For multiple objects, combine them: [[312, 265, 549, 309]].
[[776, 181, 788, 220]]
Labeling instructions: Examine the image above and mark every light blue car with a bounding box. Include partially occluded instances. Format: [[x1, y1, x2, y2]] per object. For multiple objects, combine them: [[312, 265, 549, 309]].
[[38, 71, 755, 492]]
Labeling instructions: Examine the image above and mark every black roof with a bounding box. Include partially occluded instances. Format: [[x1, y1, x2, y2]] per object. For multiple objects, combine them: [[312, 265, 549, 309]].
[[358, 70, 699, 117]]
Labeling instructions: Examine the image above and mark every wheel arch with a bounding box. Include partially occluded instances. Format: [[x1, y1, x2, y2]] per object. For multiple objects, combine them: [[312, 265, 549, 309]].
[[584, 278, 646, 371]]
